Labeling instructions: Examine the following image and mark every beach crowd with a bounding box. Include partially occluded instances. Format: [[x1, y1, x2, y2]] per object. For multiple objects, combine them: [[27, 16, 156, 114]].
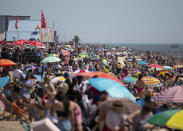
[[0, 42, 183, 131]]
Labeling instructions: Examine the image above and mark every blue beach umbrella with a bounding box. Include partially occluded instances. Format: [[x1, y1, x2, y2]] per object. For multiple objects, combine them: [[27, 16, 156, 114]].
[[122, 76, 137, 83], [163, 66, 173, 70], [0, 76, 9, 89], [89, 78, 135, 101], [137, 60, 147, 65]]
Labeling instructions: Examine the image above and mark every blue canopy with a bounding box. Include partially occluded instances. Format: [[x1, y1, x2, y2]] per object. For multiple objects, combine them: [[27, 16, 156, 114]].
[[89, 78, 135, 101], [137, 60, 147, 65]]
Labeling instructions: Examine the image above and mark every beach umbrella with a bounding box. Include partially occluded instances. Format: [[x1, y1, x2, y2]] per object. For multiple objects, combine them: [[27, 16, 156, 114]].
[[48, 54, 58, 57], [0, 40, 11, 45], [72, 69, 88, 74], [147, 109, 183, 130], [51, 76, 66, 84], [24, 45, 35, 49], [0, 76, 9, 89], [173, 65, 183, 69], [142, 77, 160, 86], [163, 66, 173, 70], [158, 71, 169, 77], [122, 76, 137, 83], [66, 45, 71, 48], [41, 56, 61, 63], [155, 86, 183, 103], [146, 64, 163, 68], [87, 56, 100, 61], [134, 70, 141, 77], [12, 39, 29, 46], [0, 59, 16, 67], [137, 60, 147, 65], [89, 78, 135, 101], [74, 71, 125, 86], [79, 52, 88, 58], [29, 41, 46, 48], [62, 49, 70, 56]]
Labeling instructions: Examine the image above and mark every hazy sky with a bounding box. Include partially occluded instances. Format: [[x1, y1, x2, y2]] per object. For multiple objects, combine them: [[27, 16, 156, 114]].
[[1, 0, 183, 43]]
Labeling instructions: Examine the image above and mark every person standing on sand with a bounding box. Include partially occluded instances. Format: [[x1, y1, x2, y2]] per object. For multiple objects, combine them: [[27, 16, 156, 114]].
[[134, 74, 146, 97]]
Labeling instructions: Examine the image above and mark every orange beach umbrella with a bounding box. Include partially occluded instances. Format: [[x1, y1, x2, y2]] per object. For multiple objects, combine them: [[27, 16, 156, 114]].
[[0, 59, 16, 67], [173, 65, 183, 69], [74, 71, 125, 86]]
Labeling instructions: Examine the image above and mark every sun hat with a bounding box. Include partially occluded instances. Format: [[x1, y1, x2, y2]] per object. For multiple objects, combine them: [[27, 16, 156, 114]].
[[111, 100, 124, 113]]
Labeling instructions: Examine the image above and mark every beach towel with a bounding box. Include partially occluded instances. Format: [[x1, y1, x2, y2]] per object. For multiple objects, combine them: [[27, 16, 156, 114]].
[[30, 118, 60, 131]]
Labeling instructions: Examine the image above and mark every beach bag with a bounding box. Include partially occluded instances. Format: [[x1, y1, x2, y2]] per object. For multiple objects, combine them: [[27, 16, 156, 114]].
[[30, 118, 60, 131]]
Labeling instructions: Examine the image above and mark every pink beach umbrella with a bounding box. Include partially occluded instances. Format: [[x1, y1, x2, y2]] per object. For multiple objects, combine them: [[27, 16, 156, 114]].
[[155, 86, 183, 103], [146, 64, 163, 69], [62, 49, 70, 56]]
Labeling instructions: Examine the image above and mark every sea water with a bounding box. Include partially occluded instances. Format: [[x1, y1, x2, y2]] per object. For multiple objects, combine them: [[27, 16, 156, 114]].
[[108, 43, 183, 58]]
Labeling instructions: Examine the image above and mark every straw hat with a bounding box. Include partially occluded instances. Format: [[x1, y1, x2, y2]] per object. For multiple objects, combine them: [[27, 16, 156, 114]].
[[111, 100, 124, 113], [55, 81, 69, 94]]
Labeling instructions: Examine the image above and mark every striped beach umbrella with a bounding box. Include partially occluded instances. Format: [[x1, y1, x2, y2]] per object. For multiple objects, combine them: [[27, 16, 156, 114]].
[[142, 77, 160, 86], [155, 86, 183, 103]]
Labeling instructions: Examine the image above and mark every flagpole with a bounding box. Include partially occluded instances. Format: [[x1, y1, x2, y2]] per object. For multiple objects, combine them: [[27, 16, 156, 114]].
[[41, 10, 42, 49], [52, 21, 54, 43], [17, 28, 18, 41]]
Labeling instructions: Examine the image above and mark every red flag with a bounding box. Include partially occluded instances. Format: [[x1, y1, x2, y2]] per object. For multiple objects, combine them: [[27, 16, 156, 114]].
[[41, 10, 46, 28], [15, 17, 19, 29]]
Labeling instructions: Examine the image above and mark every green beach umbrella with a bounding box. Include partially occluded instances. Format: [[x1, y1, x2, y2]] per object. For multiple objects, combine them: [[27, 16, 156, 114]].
[[41, 56, 60, 63], [24, 45, 35, 49], [147, 109, 180, 127], [79, 52, 88, 58]]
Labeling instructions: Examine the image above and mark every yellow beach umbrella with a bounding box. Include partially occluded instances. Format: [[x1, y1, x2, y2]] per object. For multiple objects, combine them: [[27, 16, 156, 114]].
[[158, 71, 169, 77], [66, 45, 71, 48], [166, 110, 183, 130], [147, 109, 183, 130]]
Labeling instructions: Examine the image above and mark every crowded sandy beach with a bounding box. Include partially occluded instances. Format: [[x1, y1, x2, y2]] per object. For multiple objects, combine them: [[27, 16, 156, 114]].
[[0, 41, 183, 131], [1, 0, 183, 131]]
